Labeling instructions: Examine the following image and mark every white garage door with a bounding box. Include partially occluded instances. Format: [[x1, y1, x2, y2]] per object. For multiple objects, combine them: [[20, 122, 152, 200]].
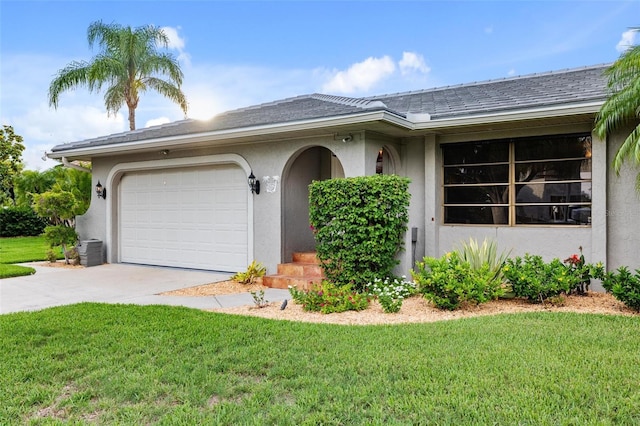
[[119, 165, 248, 272]]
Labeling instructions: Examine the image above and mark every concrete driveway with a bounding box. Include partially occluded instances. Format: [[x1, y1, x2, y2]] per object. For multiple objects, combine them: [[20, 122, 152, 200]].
[[0, 263, 289, 314]]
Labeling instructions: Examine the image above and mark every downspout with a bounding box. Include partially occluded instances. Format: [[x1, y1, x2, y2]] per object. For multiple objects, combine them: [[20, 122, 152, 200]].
[[61, 157, 92, 173]]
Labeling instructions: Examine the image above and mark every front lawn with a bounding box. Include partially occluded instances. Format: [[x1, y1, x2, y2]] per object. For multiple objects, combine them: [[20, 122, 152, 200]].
[[1, 303, 639, 424], [0, 236, 63, 278], [0, 235, 58, 264]]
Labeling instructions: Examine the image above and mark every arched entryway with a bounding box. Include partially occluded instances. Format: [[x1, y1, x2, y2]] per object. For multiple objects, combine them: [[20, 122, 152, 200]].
[[376, 146, 397, 175], [282, 146, 344, 262]]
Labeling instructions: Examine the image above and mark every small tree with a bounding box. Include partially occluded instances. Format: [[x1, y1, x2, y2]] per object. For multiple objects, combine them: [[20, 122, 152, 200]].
[[0, 125, 25, 206], [13, 169, 57, 208], [309, 175, 410, 292], [32, 189, 81, 264]]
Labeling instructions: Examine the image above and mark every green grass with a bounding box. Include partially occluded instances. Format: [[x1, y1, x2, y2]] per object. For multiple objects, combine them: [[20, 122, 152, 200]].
[[0, 235, 59, 264], [0, 263, 36, 279], [1, 304, 639, 424], [0, 235, 64, 278]]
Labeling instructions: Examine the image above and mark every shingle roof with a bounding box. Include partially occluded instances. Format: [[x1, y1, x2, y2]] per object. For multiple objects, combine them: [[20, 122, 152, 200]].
[[367, 64, 608, 119], [51, 64, 609, 152]]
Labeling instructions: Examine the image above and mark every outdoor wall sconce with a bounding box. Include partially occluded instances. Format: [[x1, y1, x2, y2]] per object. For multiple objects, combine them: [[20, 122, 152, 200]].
[[95, 181, 107, 199], [342, 133, 353, 143], [248, 172, 260, 195]]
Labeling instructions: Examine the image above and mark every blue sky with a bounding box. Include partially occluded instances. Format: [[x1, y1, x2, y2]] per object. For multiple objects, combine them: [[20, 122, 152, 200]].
[[1, 0, 639, 170]]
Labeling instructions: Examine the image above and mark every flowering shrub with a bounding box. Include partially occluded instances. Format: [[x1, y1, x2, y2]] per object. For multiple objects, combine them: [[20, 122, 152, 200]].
[[563, 246, 604, 294], [366, 276, 417, 313], [503, 252, 604, 303], [602, 267, 640, 311], [412, 252, 505, 310], [288, 281, 370, 314]]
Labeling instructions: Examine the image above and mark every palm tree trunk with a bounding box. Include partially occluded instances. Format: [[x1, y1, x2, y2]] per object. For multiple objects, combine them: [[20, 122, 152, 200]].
[[128, 106, 136, 130]]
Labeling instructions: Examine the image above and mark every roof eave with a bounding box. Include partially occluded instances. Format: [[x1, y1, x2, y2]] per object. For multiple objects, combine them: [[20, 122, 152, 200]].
[[47, 100, 604, 160], [411, 101, 604, 131], [47, 110, 412, 159]]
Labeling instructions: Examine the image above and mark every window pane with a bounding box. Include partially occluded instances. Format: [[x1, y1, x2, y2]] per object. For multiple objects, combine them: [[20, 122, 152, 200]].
[[515, 182, 592, 203], [515, 159, 591, 182], [445, 185, 509, 204], [444, 164, 509, 184], [515, 134, 591, 161], [443, 141, 509, 165], [445, 206, 509, 225], [516, 205, 591, 225]]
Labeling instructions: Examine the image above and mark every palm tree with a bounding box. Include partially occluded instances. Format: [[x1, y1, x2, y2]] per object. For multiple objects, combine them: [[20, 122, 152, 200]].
[[594, 37, 640, 190], [48, 21, 188, 130]]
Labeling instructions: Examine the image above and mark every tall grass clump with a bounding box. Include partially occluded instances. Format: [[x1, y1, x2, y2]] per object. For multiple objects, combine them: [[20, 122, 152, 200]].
[[455, 237, 511, 284]]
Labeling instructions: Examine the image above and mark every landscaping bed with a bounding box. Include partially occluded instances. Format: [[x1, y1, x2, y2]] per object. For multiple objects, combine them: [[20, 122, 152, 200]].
[[164, 280, 637, 325]]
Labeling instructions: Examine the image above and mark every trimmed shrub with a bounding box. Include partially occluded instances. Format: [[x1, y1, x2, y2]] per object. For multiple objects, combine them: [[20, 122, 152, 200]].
[[503, 255, 573, 302], [0, 206, 46, 237], [602, 267, 640, 311], [309, 175, 410, 292], [412, 252, 505, 310], [502, 254, 603, 303]]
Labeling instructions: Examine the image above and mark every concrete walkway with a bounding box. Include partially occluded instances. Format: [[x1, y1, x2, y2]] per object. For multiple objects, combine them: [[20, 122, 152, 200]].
[[0, 263, 290, 314]]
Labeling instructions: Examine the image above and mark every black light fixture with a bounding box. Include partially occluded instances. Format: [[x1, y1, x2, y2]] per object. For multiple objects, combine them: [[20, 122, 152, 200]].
[[95, 181, 107, 199], [248, 172, 260, 195]]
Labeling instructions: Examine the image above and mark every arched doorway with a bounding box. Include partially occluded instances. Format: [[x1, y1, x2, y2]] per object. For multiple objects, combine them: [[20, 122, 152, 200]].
[[282, 146, 344, 262], [376, 146, 397, 175]]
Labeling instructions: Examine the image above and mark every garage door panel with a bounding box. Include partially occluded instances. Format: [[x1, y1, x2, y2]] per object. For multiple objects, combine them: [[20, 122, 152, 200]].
[[119, 165, 248, 271]]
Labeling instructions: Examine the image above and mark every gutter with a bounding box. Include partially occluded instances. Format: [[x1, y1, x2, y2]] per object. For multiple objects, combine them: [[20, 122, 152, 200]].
[[61, 157, 92, 173], [411, 101, 604, 130]]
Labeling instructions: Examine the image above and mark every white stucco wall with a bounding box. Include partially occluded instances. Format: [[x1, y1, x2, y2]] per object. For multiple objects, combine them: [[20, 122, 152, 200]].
[[76, 132, 378, 275], [606, 126, 640, 271]]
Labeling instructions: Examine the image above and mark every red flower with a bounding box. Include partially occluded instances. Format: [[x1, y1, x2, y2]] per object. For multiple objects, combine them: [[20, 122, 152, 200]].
[[564, 254, 581, 265]]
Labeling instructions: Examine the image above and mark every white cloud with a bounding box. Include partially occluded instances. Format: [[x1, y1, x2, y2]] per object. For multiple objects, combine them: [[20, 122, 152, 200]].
[[161, 26, 191, 65], [7, 103, 125, 170], [399, 52, 430, 75], [485, 26, 494, 34], [322, 56, 396, 94], [616, 29, 638, 52], [507, 69, 516, 76], [161, 26, 185, 50]]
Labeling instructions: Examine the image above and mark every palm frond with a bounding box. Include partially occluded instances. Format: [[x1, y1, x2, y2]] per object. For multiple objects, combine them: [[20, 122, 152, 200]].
[[48, 62, 91, 107], [144, 78, 188, 115]]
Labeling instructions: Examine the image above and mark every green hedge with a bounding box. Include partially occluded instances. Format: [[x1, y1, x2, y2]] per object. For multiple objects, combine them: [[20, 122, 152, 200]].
[[0, 207, 47, 237], [309, 174, 410, 292]]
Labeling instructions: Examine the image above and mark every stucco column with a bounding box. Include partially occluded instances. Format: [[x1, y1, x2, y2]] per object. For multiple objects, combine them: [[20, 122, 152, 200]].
[[590, 132, 607, 285], [424, 134, 439, 259]]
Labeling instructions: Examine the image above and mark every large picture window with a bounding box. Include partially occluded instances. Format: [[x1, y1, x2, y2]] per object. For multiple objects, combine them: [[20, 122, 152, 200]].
[[443, 134, 592, 225]]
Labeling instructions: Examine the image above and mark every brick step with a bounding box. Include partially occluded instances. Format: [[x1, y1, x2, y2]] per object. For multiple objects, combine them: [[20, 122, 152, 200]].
[[263, 252, 325, 291], [292, 252, 321, 264], [262, 275, 322, 291], [277, 262, 323, 278]]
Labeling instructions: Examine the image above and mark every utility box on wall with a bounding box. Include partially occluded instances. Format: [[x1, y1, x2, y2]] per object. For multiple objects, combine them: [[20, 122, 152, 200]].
[[78, 239, 103, 267]]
